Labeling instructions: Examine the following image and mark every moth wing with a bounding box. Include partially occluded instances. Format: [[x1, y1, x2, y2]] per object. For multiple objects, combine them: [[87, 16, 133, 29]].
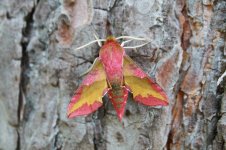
[[67, 58, 108, 118], [123, 55, 168, 106]]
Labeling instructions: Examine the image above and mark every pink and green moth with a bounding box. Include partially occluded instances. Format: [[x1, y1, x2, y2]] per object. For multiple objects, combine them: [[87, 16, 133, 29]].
[[67, 36, 168, 121]]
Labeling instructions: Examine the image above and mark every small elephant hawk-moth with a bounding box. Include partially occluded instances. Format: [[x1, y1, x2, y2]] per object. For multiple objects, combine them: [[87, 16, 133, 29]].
[[67, 36, 168, 121]]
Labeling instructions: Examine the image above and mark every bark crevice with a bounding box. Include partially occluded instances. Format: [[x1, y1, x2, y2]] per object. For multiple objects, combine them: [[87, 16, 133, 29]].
[[17, 2, 38, 150]]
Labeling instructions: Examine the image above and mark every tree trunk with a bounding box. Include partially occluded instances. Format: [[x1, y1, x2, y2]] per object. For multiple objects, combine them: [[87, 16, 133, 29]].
[[0, 0, 225, 149]]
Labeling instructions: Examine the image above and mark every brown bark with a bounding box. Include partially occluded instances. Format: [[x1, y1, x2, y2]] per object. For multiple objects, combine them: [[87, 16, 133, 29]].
[[0, 0, 225, 149]]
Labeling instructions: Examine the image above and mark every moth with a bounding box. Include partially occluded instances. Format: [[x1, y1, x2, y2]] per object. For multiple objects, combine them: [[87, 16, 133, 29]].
[[67, 36, 168, 121]]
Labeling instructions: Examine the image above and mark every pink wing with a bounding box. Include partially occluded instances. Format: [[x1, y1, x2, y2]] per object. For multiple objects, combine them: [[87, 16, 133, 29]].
[[123, 55, 169, 106], [67, 58, 108, 118]]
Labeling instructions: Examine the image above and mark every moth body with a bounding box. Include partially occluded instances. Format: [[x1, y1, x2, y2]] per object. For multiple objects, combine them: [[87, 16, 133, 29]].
[[99, 37, 128, 120]]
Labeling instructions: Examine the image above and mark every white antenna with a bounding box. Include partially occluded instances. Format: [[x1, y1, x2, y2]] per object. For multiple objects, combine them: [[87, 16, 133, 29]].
[[74, 39, 106, 51], [74, 35, 150, 51], [123, 41, 150, 49], [116, 36, 149, 41]]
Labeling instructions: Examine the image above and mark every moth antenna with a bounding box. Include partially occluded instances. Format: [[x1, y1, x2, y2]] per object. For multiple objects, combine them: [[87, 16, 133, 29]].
[[123, 41, 150, 49], [74, 39, 106, 51], [121, 39, 133, 47], [116, 36, 149, 41]]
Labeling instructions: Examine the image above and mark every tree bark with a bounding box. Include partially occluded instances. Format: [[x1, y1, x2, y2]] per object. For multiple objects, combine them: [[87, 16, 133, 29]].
[[0, 0, 225, 150]]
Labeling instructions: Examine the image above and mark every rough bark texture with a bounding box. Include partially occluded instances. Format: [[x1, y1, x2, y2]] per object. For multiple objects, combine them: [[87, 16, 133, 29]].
[[0, 0, 225, 150]]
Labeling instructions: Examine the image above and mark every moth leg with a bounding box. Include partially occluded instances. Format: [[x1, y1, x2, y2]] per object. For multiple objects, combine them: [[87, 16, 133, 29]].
[[121, 39, 133, 47], [79, 58, 99, 77], [117, 36, 150, 49], [93, 33, 102, 47], [90, 25, 102, 47], [217, 70, 226, 85], [116, 36, 149, 41]]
